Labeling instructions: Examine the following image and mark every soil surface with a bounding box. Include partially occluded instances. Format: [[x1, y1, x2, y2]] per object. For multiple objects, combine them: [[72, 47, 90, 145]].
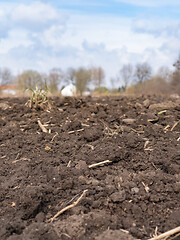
[[0, 95, 180, 240]]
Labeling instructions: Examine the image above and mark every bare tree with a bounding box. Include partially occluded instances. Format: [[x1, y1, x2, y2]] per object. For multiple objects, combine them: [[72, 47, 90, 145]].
[[91, 67, 105, 88], [16, 70, 43, 91], [47, 68, 63, 93], [171, 54, 180, 93], [0, 68, 13, 85], [173, 54, 180, 71], [65, 68, 76, 84], [134, 62, 152, 83], [75, 68, 91, 95], [120, 64, 133, 90], [157, 66, 172, 82], [110, 77, 117, 89]]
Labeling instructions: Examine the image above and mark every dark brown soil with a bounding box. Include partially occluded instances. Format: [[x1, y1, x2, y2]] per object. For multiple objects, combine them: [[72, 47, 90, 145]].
[[0, 95, 180, 240]]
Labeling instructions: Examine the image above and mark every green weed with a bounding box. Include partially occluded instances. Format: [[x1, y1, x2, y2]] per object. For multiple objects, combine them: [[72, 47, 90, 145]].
[[25, 85, 50, 109]]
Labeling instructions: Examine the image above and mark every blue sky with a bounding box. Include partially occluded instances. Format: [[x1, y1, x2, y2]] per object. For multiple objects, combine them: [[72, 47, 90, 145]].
[[0, 0, 180, 85]]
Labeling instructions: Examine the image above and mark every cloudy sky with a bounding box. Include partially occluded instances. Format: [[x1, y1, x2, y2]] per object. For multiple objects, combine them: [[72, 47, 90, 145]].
[[0, 0, 180, 85]]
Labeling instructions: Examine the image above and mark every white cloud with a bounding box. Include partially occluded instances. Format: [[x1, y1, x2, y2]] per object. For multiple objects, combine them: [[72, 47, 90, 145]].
[[132, 18, 180, 38], [114, 0, 180, 7], [0, 1, 67, 34], [0, 6, 10, 37], [0, 1, 179, 86], [0, 1, 68, 53], [82, 41, 106, 52], [39, 25, 67, 48], [11, 2, 64, 31], [60, 14, 165, 55], [160, 38, 180, 58], [0, 29, 33, 54]]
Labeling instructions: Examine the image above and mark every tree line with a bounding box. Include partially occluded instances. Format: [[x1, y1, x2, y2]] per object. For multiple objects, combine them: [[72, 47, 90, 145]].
[[0, 67, 105, 95], [0, 55, 180, 95]]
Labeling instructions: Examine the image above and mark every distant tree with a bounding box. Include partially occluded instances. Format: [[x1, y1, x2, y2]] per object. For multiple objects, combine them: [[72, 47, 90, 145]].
[[65, 68, 76, 84], [171, 54, 180, 93], [142, 76, 170, 94], [75, 68, 91, 95], [134, 62, 152, 83], [157, 66, 172, 82], [91, 67, 105, 88], [0, 68, 13, 85], [120, 64, 133, 90], [47, 68, 63, 93], [16, 70, 43, 91], [110, 77, 118, 89], [173, 54, 180, 71]]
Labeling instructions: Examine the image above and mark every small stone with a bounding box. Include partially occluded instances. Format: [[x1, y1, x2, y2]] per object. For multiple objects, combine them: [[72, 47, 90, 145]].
[[90, 178, 100, 186], [84, 127, 101, 142], [149, 101, 176, 110], [75, 160, 88, 170], [95, 229, 135, 240], [106, 185, 115, 194], [78, 175, 87, 184], [135, 102, 142, 109], [45, 146, 51, 151], [170, 93, 179, 99], [122, 119, 136, 125], [131, 187, 139, 194], [35, 212, 45, 222], [0, 102, 10, 110], [110, 190, 126, 203], [143, 99, 150, 108], [174, 182, 180, 193]]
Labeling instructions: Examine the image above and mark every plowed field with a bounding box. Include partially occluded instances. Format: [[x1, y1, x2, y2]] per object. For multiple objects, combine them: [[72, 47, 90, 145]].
[[0, 95, 180, 240]]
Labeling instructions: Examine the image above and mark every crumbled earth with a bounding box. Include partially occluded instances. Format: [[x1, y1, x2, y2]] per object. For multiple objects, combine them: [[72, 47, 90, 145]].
[[0, 95, 180, 240]]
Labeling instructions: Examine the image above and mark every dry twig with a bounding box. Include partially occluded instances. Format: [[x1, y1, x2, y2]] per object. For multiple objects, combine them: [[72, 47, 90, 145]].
[[131, 128, 144, 134], [144, 140, 150, 149], [48, 190, 88, 222], [67, 160, 71, 167], [171, 121, 179, 131], [38, 120, 48, 133], [169, 232, 180, 240], [144, 147, 154, 151], [88, 160, 112, 168], [142, 182, 150, 193], [86, 144, 95, 150], [68, 129, 84, 134], [51, 132, 58, 142], [164, 125, 170, 132], [151, 162, 158, 170], [12, 157, 30, 164], [81, 123, 90, 127], [148, 226, 180, 240]]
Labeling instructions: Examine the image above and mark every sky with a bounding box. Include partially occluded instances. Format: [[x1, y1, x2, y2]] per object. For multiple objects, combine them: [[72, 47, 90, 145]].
[[0, 0, 180, 86]]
